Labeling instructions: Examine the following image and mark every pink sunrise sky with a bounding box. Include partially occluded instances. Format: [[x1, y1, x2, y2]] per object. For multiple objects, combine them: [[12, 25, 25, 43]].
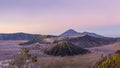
[[0, 0, 120, 37]]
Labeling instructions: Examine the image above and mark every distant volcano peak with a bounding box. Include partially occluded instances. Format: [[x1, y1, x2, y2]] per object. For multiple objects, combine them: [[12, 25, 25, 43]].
[[60, 29, 80, 36], [60, 29, 107, 38], [65, 29, 78, 33]]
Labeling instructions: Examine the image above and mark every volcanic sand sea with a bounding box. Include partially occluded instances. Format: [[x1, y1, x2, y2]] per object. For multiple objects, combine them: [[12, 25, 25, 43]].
[[0, 40, 120, 68]]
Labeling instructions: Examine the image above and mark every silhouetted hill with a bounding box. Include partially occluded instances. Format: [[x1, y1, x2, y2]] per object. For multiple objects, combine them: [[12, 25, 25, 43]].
[[0, 33, 40, 40], [60, 29, 107, 38], [60, 29, 81, 36], [44, 41, 90, 56], [20, 34, 117, 48], [82, 32, 107, 38], [65, 35, 117, 48]]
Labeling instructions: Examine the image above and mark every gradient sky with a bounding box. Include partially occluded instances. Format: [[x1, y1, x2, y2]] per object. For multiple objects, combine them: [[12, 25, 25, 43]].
[[0, 0, 120, 37]]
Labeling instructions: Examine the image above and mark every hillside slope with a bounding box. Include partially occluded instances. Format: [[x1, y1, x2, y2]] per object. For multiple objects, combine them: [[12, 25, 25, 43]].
[[60, 29, 107, 38], [65, 35, 117, 48], [95, 50, 120, 68], [0, 33, 40, 40], [44, 41, 90, 56]]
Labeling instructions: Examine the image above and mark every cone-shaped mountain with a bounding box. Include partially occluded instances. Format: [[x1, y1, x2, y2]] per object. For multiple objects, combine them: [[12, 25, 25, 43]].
[[44, 41, 90, 56], [60, 29, 80, 36]]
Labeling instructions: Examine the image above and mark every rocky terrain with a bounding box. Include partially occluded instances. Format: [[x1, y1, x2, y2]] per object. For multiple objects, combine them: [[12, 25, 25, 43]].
[[0, 40, 119, 68]]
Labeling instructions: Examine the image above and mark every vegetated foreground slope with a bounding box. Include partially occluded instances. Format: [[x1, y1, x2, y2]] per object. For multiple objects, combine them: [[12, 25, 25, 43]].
[[94, 50, 120, 68], [44, 41, 90, 56]]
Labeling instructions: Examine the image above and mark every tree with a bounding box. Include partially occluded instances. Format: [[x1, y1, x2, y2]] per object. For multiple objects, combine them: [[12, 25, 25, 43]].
[[8, 48, 37, 68]]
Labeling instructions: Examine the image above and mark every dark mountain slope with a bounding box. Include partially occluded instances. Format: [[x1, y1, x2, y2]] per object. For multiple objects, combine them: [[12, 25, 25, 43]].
[[60, 29, 108, 38], [65, 35, 117, 48], [0, 33, 40, 40], [44, 41, 90, 56], [60, 29, 81, 36], [82, 32, 107, 38]]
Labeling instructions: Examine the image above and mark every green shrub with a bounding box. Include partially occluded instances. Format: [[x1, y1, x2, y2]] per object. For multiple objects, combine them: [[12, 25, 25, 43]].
[[93, 50, 120, 68]]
